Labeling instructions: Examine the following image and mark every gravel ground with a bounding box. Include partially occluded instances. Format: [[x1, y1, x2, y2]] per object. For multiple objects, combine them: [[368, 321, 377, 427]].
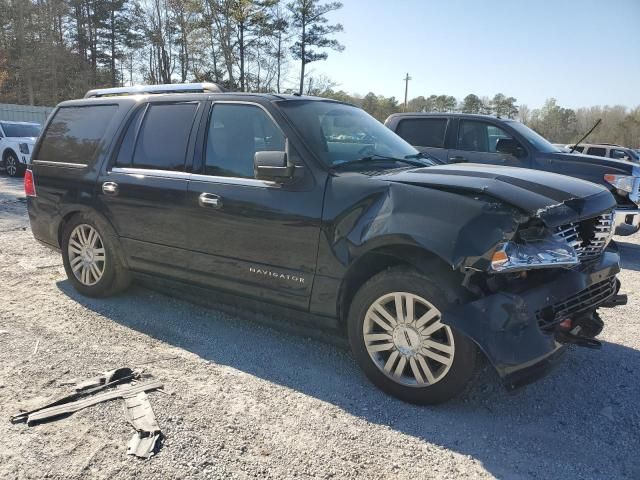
[[0, 174, 639, 480]]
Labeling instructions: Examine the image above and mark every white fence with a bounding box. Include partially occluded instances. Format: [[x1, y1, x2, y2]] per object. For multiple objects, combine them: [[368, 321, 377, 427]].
[[0, 103, 54, 124]]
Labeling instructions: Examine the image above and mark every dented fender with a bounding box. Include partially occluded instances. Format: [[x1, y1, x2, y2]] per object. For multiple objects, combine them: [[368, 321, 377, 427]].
[[318, 174, 525, 276]]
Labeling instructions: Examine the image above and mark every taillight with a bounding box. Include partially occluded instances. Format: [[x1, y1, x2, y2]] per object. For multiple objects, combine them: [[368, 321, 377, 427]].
[[24, 169, 37, 197]]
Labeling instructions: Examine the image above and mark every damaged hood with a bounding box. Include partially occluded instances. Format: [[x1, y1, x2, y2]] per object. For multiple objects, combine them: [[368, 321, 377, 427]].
[[375, 164, 616, 226]]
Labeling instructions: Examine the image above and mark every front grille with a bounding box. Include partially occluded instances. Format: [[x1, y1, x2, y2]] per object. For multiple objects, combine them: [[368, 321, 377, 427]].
[[536, 276, 617, 329], [553, 212, 613, 260]]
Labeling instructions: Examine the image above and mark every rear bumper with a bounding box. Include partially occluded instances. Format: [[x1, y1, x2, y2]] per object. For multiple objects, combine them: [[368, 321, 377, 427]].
[[613, 208, 640, 235], [445, 250, 621, 388]]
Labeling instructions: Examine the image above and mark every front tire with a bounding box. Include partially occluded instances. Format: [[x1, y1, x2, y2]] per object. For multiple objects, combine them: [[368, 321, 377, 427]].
[[4, 152, 22, 177], [61, 214, 131, 297], [348, 266, 477, 405]]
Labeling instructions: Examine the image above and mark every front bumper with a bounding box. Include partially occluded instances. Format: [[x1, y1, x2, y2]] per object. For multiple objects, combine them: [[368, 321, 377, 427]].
[[613, 208, 640, 235], [445, 250, 621, 389]]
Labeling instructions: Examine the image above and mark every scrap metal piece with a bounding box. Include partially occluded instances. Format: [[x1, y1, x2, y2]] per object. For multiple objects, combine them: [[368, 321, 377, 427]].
[[26, 380, 163, 425], [75, 367, 135, 391], [124, 392, 162, 459], [10, 368, 140, 424]]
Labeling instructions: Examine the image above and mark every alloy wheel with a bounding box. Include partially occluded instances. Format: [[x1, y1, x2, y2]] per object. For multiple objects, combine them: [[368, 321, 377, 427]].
[[67, 224, 106, 286], [363, 292, 455, 387], [6, 156, 17, 176]]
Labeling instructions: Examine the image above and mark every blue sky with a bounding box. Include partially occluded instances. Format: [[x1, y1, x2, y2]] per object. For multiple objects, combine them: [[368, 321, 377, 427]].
[[309, 0, 640, 109]]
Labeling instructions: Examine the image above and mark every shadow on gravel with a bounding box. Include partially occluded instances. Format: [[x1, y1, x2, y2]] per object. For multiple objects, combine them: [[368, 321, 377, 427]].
[[57, 280, 640, 479], [617, 241, 640, 272]]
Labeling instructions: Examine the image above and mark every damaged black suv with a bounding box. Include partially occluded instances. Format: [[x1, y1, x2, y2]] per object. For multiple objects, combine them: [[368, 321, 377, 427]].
[[26, 83, 626, 404]]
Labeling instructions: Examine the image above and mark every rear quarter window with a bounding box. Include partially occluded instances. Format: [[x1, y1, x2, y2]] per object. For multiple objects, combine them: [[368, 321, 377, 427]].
[[396, 118, 447, 148], [37, 105, 118, 164]]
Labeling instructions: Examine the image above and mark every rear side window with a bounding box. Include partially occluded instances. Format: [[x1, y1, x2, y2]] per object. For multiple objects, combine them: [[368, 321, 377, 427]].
[[37, 105, 118, 164], [396, 118, 447, 148], [573, 146, 584, 152], [587, 147, 606, 157], [130, 102, 198, 171]]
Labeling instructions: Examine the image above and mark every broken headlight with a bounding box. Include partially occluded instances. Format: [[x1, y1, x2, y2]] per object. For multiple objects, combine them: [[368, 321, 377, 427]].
[[490, 235, 579, 272]]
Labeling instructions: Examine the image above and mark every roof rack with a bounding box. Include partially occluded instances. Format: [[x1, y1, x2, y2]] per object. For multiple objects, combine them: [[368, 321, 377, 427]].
[[84, 82, 225, 98]]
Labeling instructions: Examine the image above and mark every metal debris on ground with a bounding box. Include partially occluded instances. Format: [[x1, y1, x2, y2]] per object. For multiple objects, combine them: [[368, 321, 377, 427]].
[[9, 367, 164, 459], [124, 392, 163, 459]]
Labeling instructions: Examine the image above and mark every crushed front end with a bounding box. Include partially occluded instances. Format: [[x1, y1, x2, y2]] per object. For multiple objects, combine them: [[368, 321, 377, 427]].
[[446, 209, 626, 390]]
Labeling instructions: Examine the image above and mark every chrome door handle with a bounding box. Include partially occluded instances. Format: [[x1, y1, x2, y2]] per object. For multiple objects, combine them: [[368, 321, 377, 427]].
[[198, 193, 222, 208], [449, 156, 467, 163], [102, 181, 118, 195]]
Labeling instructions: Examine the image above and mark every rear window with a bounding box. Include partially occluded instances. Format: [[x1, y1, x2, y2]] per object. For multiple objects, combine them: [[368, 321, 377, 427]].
[[396, 118, 447, 148], [37, 105, 118, 164]]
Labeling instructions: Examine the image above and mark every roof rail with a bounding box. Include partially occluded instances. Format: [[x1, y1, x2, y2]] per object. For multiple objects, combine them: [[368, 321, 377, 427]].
[[84, 82, 225, 98]]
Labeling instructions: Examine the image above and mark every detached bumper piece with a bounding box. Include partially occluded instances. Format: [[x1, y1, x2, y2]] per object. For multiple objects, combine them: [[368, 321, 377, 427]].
[[124, 392, 163, 459], [10, 367, 164, 459]]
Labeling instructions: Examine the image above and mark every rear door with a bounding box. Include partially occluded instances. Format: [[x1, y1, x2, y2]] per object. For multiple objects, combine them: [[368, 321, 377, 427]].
[[448, 119, 530, 167], [393, 117, 450, 162], [183, 101, 324, 310], [95, 100, 203, 279]]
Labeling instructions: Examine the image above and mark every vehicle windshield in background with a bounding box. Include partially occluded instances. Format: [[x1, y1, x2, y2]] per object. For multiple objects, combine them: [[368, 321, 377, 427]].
[[1, 122, 40, 137], [277, 100, 429, 168], [507, 121, 561, 153], [627, 149, 640, 161]]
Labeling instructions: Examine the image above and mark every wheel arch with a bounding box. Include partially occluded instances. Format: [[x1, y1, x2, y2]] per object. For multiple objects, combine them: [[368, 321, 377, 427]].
[[337, 244, 459, 326], [57, 207, 129, 268], [2, 147, 17, 161]]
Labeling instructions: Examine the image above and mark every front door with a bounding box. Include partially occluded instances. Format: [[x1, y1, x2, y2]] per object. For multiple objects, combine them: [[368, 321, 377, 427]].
[[96, 100, 202, 278], [184, 101, 325, 310], [448, 119, 530, 168]]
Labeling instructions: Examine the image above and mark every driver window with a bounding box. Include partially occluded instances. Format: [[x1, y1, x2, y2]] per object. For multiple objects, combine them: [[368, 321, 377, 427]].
[[205, 104, 285, 178], [457, 121, 513, 153]]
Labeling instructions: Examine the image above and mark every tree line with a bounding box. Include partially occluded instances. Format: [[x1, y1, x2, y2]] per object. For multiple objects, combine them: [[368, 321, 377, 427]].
[[315, 88, 640, 148], [0, 0, 344, 105]]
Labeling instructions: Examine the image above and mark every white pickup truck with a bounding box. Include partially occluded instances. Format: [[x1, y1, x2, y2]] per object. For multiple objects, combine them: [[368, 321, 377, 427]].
[[0, 121, 41, 177]]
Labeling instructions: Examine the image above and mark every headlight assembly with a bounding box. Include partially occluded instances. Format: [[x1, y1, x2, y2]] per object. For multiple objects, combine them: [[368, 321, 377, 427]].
[[490, 236, 579, 272], [604, 174, 635, 194], [19, 143, 30, 154]]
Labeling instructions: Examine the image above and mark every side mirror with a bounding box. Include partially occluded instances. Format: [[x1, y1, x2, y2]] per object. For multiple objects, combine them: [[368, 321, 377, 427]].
[[495, 138, 525, 158], [254, 150, 293, 181]]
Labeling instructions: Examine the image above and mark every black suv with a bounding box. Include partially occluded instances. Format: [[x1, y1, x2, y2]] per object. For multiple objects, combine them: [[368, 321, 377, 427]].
[[385, 113, 640, 235], [26, 84, 625, 404]]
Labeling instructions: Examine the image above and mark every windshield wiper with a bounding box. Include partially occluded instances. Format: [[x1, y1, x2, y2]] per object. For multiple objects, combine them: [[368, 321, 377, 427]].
[[333, 154, 431, 170]]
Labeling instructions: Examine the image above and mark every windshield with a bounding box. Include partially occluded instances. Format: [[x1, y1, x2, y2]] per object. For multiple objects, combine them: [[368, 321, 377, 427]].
[[506, 121, 561, 153], [276, 100, 420, 167], [1, 122, 40, 138]]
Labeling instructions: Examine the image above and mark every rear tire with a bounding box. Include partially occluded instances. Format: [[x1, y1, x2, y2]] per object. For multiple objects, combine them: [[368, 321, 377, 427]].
[[348, 266, 477, 405], [61, 213, 131, 297]]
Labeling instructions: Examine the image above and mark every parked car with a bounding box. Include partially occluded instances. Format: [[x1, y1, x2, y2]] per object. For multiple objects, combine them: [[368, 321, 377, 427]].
[[26, 84, 626, 404], [0, 121, 41, 177], [385, 113, 640, 235], [564, 143, 640, 163]]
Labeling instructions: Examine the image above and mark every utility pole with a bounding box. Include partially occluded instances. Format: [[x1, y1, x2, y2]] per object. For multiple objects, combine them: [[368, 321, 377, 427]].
[[403, 73, 412, 111]]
